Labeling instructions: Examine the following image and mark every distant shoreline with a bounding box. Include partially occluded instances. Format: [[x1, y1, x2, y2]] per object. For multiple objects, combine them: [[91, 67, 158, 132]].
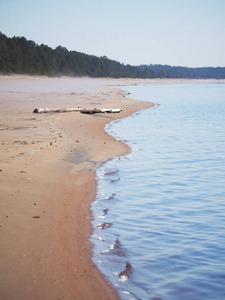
[[1, 74, 225, 83]]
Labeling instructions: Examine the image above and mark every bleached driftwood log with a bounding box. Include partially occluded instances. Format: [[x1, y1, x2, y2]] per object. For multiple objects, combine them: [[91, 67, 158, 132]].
[[33, 107, 122, 114], [33, 107, 83, 113], [101, 108, 122, 113]]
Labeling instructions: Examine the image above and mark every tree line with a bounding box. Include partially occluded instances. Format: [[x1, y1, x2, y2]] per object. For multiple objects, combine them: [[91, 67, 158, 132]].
[[0, 32, 225, 79], [0, 32, 155, 78], [139, 64, 225, 79]]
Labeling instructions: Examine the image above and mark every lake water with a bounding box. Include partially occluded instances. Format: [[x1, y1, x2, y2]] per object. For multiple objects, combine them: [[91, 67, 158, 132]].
[[90, 83, 225, 300]]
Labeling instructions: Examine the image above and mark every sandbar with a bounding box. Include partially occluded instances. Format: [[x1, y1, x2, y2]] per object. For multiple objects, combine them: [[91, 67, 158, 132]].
[[0, 76, 154, 300]]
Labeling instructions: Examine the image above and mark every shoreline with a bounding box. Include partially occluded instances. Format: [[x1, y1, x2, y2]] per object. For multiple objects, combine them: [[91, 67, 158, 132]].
[[1, 76, 224, 299], [0, 76, 153, 300]]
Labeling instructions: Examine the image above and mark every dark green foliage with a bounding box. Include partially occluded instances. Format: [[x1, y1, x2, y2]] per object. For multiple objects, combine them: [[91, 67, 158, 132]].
[[139, 64, 225, 79], [0, 32, 156, 78], [1, 32, 225, 78]]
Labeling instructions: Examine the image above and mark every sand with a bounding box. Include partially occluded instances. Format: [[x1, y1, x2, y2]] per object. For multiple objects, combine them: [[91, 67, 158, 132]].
[[0, 76, 154, 300]]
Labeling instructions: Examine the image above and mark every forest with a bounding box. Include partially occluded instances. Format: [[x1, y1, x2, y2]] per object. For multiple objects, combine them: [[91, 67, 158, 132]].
[[1, 32, 225, 79], [139, 64, 225, 79]]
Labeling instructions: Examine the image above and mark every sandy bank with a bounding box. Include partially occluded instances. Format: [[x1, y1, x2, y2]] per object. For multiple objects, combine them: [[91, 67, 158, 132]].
[[0, 76, 154, 300]]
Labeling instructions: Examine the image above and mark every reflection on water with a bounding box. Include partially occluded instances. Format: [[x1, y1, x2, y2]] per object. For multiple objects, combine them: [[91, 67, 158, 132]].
[[91, 83, 225, 300]]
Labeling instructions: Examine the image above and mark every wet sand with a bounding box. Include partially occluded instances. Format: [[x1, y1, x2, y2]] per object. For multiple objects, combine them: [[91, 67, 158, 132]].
[[0, 76, 154, 300]]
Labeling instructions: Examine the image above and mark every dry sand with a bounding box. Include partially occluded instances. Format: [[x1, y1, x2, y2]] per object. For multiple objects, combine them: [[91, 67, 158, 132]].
[[0, 76, 154, 300]]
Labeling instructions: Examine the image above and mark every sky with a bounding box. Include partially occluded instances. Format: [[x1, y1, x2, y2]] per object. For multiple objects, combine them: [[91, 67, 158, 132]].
[[0, 0, 225, 68]]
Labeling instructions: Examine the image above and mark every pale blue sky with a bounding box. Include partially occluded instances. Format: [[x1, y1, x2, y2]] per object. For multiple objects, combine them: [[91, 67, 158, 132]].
[[1, 0, 225, 67]]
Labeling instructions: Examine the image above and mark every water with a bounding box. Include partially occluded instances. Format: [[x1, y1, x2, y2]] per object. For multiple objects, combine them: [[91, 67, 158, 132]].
[[90, 83, 225, 300]]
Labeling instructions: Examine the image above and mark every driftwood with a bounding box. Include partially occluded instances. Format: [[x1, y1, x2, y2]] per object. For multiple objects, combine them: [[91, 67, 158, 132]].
[[81, 108, 122, 114], [80, 108, 102, 114], [33, 107, 82, 113], [33, 107, 122, 114]]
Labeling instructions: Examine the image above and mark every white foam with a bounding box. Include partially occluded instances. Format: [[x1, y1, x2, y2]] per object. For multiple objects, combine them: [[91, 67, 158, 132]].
[[119, 275, 128, 282], [123, 291, 130, 295], [92, 235, 103, 241], [97, 215, 105, 219], [101, 249, 109, 254]]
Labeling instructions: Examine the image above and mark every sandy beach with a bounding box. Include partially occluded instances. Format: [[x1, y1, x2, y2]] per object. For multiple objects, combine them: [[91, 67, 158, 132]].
[[0, 76, 154, 300], [1, 76, 224, 300]]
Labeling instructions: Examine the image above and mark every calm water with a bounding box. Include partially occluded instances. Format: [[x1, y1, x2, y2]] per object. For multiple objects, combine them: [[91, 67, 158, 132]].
[[90, 83, 225, 300]]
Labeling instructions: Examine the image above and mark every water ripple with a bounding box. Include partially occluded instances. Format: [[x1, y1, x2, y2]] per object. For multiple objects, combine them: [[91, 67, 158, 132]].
[[91, 83, 225, 300]]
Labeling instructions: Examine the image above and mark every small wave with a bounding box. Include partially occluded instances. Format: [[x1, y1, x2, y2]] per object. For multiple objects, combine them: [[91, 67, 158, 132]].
[[104, 169, 119, 176], [97, 222, 112, 230], [119, 275, 128, 282], [111, 178, 120, 183], [97, 215, 105, 219], [92, 235, 104, 241], [101, 249, 110, 254], [104, 193, 116, 200]]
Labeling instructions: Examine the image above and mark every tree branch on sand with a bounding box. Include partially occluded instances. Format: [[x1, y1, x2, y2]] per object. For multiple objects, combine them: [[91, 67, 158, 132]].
[[33, 107, 122, 114]]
